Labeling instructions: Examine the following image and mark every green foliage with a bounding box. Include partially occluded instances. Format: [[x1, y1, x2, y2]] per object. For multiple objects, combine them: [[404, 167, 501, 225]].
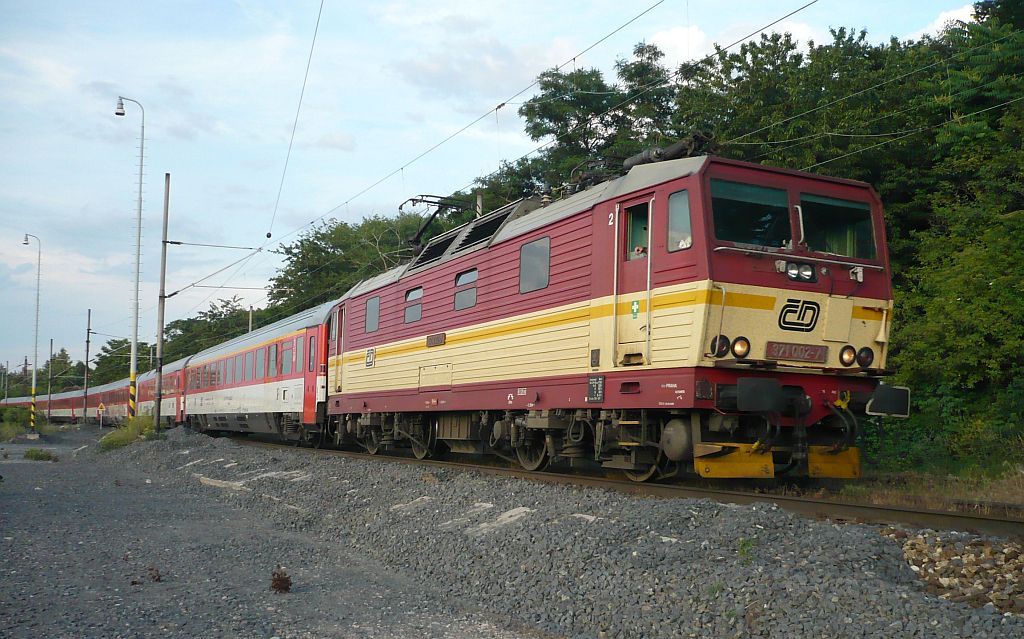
[[23, 448, 57, 462], [91, 338, 154, 385], [99, 416, 155, 451], [974, 0, 1024, 28], [0, 407, 30, 442], [162, 296, 268, 364], [737, 538, 756, 564], [267, 212, 433, 313], [0, 422, 26, 442]]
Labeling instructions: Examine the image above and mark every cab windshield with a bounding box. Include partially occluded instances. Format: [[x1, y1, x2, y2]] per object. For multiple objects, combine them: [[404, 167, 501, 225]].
[[801, 194, 876, 260], [711, 179, 790, 248]]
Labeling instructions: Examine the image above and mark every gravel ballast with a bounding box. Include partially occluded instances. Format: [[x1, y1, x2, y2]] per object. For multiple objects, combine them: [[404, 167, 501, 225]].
[[85, 428, 1024, 639], [0, 427, 541, 639]]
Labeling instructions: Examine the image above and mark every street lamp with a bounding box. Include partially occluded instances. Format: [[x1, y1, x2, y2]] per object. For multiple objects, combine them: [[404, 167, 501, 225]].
[[115, 95, 144, 419], [22, 233, 40, 431]]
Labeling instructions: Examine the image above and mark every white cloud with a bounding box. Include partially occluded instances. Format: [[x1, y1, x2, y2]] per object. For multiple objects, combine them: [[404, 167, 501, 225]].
[[905, 4, 975, 41], [649, 25, 713, 70], [308, 131, 357, 152]]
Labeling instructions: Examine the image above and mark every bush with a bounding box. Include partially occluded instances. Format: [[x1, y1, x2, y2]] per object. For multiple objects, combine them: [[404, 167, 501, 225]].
[[23, 448, 57, 462], [99, 416, 156, 451], [0, 407, 30, 442]]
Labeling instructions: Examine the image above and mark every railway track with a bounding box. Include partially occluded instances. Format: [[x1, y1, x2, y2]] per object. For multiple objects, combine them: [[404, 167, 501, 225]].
[[226, 435, 1024, 539]]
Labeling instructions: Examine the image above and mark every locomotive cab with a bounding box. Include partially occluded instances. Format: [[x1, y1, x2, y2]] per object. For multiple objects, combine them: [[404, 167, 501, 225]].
[[670, 158, 909, 478]]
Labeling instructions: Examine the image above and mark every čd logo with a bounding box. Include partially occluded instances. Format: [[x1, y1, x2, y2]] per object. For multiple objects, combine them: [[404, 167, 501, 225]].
[[778, 299, 820, 332]]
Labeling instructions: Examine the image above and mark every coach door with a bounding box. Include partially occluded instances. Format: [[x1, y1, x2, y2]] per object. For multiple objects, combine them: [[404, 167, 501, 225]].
[[301, 327, 320, 424], [613, 193, 655, 366]]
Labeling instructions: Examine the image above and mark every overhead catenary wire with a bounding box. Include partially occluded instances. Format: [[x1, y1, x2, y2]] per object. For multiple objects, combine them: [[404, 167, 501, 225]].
[[801, 94, 1024, 170], [130, 0, 827, 353], [743, 72, 1020, 159], [93, 0, 678, 339], [265, 0, 326, 241], [720, 27, 1023, 146], [104, 0, 683, 336]]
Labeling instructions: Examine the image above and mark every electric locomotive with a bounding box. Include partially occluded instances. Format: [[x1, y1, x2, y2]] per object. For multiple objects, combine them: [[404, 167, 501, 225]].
[[322, 154, 909, 480]]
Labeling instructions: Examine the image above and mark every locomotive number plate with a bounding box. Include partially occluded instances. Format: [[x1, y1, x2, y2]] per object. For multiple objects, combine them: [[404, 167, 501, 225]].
[[765, 341, 828, 363]]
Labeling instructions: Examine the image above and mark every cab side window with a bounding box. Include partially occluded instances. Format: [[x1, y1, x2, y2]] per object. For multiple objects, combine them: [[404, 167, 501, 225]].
[[667, 190, 692, 252], [625, 203, 649, 260]]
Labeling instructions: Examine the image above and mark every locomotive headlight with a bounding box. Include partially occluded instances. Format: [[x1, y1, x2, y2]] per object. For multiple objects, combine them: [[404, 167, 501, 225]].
[[856, 347, 875, 368], [786, 262, 800, 279], [840, 345, 857, 367], [710, 335, 730, 358], [798, 264, 814, 280], [731, 336, 750, 359]]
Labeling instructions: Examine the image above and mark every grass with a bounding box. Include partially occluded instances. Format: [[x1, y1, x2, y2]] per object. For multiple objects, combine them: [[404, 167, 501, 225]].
[[838, 464, 1024, 515], [23, 448, 58, 462], [0, 422, 27, 442], [0, 407, 30, 441], [737, 537, 756, 564], [99, 416, 157, 451]]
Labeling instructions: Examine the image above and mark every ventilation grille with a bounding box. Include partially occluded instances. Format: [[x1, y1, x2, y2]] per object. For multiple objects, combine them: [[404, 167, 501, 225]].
[[450, 210, 513, 253], [410, 232, 459, 269]]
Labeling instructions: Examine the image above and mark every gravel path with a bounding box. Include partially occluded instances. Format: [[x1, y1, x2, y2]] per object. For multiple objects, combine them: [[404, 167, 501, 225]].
[[0, 426, 544, 639], [81, 427, 1024, 639]]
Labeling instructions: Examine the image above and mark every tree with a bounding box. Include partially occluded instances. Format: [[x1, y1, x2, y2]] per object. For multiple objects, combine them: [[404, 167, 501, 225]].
[[267, 212, 427, 313], [974, 0, 1024, 28], [91, 338, 153, 385], [605, 42, 677, 161], [40, 347, 82, 393], [518, 67, 623, 185], [162, 297, 265, 364]]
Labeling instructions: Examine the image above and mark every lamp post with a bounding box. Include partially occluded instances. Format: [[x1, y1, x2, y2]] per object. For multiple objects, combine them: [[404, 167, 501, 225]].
[[22, 233, 41, 431], [115, 95, 144, 419]]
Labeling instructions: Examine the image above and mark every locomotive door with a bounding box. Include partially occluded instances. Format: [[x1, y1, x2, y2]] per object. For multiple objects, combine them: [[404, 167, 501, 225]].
[[329, 307, 343, 393], [613, 193, 655, 366]]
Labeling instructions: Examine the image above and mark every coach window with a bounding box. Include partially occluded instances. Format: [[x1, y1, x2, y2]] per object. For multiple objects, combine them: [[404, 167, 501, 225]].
[[244, 351, 254, 381], [667, 190, 693, 251], [234, 355, 243, 382], [282, 342, 293, 375], [255, 348, 265, 380], [268, 344, 278, 377], [454, 268, 477, 310], [625, 203, 649, 260], [219, 360, 227, 386], [226, 358, 234, 385], [519, 237, 550, 293], [295, 337, 304, 374], [365, 296, 380, 333], [404, 287, 423, 323], [308, 336, 316, 372], [711, 179, 790, 248]]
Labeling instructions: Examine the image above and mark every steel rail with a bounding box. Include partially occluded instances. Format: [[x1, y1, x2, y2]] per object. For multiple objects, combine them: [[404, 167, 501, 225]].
[[226, 436, 1024, 539]]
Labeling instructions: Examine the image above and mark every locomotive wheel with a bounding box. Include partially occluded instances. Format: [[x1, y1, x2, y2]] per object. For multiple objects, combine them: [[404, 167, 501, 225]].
[[410, 419, 437, 460], [515, 436, 548, 472], [364, 430, 381, 455], [624, 450, 665, 483]]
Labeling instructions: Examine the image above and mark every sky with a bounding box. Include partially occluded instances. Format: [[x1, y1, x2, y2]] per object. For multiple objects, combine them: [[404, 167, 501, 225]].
[[0, 0, 976, 374]]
